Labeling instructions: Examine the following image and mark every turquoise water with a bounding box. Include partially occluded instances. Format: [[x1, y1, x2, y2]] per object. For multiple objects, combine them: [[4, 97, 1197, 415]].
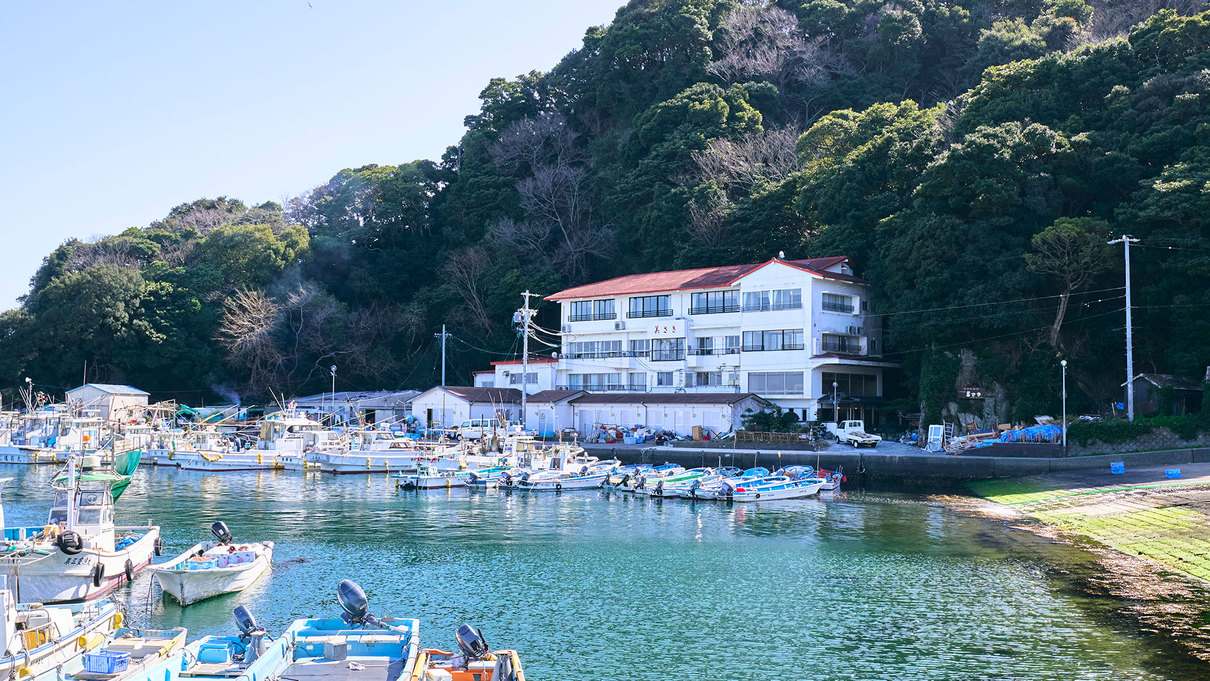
[[2, 465, 1202, 680]]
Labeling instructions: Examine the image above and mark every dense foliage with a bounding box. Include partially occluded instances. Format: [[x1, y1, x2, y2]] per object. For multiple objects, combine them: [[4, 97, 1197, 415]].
[[8, 0, 1210, 415]]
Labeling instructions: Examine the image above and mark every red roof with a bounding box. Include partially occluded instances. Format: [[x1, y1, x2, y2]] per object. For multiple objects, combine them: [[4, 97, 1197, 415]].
[[546, 257, 861, 301]]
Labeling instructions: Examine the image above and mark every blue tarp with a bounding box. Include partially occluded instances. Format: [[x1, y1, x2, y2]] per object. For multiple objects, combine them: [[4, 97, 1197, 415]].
[[999, 424, 1062, 443]]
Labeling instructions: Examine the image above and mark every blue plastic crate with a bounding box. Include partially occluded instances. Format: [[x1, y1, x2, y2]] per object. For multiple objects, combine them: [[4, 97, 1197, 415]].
[[1166, 469, 1182, 479], [1110, 462, 1125, 474], [84, 651, 130, 675]]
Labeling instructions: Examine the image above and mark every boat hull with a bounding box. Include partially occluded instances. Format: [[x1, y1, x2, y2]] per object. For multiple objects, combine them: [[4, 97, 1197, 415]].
[[176, 451, 282, 471], [0, 600, 119, 681], [154, 545, 273, 606], [0, 528, 159, 603], [731, 480, 825, 502]]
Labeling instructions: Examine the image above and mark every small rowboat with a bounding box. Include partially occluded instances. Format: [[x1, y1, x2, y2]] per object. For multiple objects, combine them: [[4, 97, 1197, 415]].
[[394, 467, 468, 490], [62, 626, 187, 681], [153, 522, 272, 607], [730, 476, 825, 502]]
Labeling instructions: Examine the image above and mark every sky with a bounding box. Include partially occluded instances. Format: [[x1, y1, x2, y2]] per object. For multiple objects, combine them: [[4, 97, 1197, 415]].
[[0, 0, 625, 310]]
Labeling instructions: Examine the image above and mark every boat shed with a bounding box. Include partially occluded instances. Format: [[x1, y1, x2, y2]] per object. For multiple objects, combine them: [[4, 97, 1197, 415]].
[[568, 392, 771, 438], [410, 386, 523, 429], [65, 383, 149, 422], [287, 390, 421, 425], [524, 390, 587, 437]]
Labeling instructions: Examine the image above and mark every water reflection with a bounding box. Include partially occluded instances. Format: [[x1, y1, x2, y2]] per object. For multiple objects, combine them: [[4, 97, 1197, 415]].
[[0, 465, 1201, 680]]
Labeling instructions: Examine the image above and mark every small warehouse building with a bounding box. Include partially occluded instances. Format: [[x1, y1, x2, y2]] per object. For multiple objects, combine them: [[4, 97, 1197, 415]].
[[524, 390, 587, 437], [65, 384, 149, 422], [410, 387, 522, 429], [1132, 373, 1205, 416], [568, 393, 772, 438]]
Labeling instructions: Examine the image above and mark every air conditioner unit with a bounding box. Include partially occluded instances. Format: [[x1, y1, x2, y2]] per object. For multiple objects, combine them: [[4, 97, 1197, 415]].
[[561, 324, 571, 333], [615, 321, 626, 330], [847, 325, 863, 335]]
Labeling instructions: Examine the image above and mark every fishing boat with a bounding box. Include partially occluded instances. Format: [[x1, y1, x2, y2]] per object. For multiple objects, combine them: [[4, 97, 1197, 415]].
[[180, 408, 325, 472], [463, 466, 516, 488], [514, 469, 607, 493], [281, 580, 421, 681], [152, 522, 273, 606], [729, 476, 825, 502], [0, 579, 121, 680], [395, 466, 467, 490], [647, 468, 714, 498], [308, 430, 427, 474], [0, 457, 161, 603], [60, 627, 187, 681], [176, 605, 293, 681], [415, 624, 526, 681], [685, 467, 769, 500]]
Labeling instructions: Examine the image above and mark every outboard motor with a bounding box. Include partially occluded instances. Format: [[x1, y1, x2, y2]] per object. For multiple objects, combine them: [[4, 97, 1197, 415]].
[[337, 579, 378, 627], [455, 624, 489, 660], [211, 521, 233, 545], [689, 479, 701, 497], [579, 465, 589, 476], [233, 606, 267, 663]]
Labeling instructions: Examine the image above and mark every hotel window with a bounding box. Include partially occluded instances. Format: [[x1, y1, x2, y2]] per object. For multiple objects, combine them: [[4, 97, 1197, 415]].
[[689, 290, 740, 315], [822, 293, 855, 313], [748, 371, 805, 395], [696, 337, 715, 355], [742, 288, 802, 312], [629, 339, 651, 357], [568, 340, 622, 358], [656, 371, 675, 387], [628, 295, 671, 319], [508, 372, 538, 385], [724, 335, 741, 354], [568, 373, 624, 390], [628, 373, 647, 391], [569, 299, 616, 322], [651, 338, 685, 361], [742, 329, 805, 352], [696, 371, 724, 386]]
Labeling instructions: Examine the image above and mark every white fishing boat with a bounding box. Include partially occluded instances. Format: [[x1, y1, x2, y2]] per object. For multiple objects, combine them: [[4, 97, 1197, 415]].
[[153, 522, 273, 606], [308, 430, 426, 474], [684, 467, 769, 500], [0, 457, 161, 603], [179, 409, 325, 471], [515, 470, 607, 493], [0, 577, 121, 680], [395, 466, 467, 490], [729, 476, 825, 502]]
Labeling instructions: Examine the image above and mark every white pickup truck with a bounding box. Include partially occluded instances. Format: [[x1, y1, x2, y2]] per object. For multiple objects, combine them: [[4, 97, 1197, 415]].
[[827, 420, 882, 448]]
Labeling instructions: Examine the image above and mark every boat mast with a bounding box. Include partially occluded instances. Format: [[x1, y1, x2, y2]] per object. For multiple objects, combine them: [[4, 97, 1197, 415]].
[[65, 455, 77, 532]]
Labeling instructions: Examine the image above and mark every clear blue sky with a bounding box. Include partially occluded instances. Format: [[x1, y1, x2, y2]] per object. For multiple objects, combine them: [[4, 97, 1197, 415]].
[[0, 0, 624, 310]]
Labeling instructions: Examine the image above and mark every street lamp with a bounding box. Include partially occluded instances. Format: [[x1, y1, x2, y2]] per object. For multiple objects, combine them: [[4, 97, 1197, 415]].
[[1061, 359, 1068, 453], [832, 381, 839, 427], [329, 365, 337, 426]]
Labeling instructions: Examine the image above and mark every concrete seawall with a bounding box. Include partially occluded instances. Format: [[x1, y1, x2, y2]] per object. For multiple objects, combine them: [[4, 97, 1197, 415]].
[[583, 443, 1210, 480]]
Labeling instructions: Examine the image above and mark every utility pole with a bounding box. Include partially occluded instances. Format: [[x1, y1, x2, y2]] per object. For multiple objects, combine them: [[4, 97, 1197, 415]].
[[434, 325, 451, 386], [516, 291, 540, 429], [1108, 235, 1139, 421]]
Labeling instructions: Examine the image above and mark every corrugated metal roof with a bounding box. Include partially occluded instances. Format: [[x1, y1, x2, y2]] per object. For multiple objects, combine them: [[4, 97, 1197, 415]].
[[1140, 374, 1204, 391], [68, 384, 149, 396], [546, 257, 860, 301], [420, 386, 523, 404], [569, 392, 770, 406]]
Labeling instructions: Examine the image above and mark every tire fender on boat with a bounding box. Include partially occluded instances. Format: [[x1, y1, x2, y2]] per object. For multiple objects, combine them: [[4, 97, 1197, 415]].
[[92, 563, 104, 587], [153, 537, 163, 556], [57, 531, 84, 555], [555, 483, 562, 493], [124, 559, 134, 582]]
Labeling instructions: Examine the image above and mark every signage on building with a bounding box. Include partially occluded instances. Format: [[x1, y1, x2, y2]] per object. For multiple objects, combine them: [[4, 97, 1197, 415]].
[[652, 324, 680, 335], [960, 386, 984, 399]]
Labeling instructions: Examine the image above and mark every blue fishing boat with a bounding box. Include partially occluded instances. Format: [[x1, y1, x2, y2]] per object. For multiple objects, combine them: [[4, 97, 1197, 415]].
[[176, 606, 293, 681]]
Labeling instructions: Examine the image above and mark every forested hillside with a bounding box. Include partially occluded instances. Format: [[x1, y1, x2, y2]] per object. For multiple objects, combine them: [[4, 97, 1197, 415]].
[[7, 0, 1210, 419]]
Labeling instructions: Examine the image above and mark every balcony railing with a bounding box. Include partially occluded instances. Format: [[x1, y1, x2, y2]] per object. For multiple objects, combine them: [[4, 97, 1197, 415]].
[[688, 304, 741, 315], [568, 313, 617, 322], [565, 350, 648, 360], [650, 351, 686, 362], [817, 337, 866, 355], [627, 309, 673, 319], [740, 343, 806, 352], [690, 348, 742, 356], [822, 302, 855, 313], [559, 384, 629, 392]]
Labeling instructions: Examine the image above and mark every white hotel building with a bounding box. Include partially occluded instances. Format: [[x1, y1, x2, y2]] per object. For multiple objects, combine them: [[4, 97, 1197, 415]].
[[541, 256, 897, 424]]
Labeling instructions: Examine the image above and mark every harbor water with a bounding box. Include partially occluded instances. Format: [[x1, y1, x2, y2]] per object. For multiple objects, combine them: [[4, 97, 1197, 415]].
[[3, 465, 1204, 680]]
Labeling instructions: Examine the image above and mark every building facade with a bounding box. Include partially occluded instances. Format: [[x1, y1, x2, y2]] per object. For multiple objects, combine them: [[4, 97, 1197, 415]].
[[545, 257, 896, 423], [65, 383, 150, 422], [410, 387, 522, 429], [472, 358, 558, 393]]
